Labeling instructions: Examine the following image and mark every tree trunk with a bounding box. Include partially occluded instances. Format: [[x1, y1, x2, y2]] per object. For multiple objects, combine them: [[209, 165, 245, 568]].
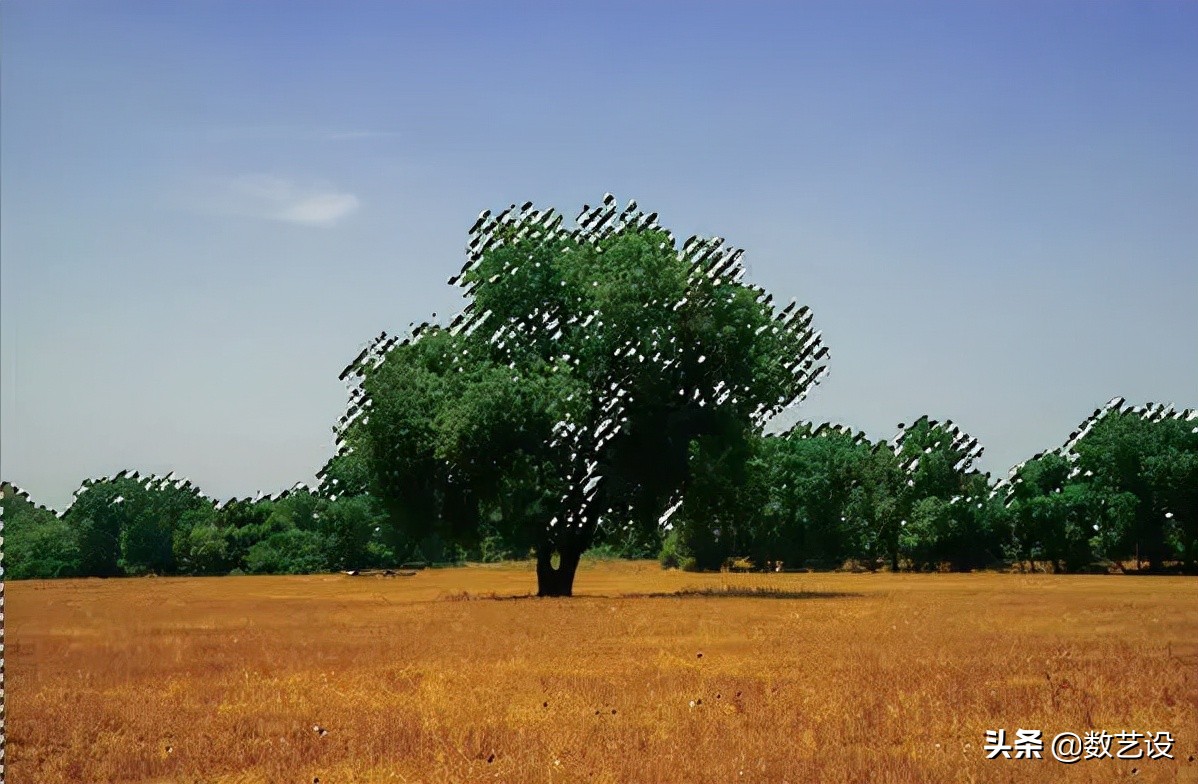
[[536, 544, 582, 597]]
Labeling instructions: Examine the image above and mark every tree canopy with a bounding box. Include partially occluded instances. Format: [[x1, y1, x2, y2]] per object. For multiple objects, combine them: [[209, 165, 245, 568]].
[[336, 196, 831, 595]]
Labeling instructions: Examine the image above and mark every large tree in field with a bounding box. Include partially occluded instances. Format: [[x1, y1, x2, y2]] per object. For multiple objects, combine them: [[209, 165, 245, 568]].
[[335, 196, 830, 595]]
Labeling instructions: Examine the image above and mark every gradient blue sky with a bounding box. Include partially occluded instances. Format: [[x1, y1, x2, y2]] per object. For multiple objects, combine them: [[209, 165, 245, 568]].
[[3, 1, 1195, 511]]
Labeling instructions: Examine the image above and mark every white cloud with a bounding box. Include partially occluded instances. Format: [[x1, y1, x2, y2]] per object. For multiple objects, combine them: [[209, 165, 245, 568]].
[[276, 192, 360, 225], [205, 174, 360, 227]]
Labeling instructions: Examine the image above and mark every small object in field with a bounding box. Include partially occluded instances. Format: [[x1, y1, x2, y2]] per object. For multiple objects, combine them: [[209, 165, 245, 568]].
[[543, 701, 549, 708], [313, 724, 328, 737], [487, 753, 495, 764], [697, 651, 703, 658], [611, 708, 617, 714], [343, 570, 359, 576]]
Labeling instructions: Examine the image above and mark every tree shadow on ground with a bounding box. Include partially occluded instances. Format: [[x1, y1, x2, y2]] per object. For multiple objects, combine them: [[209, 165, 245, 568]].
[[436, 586, 860, 601], [626, 586, 861, 600]]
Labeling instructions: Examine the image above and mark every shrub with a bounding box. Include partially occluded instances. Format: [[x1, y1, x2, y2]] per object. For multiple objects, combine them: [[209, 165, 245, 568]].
[[5, 516, 82, 578], [723, 556, 755, 572], [244, 529, 329, 575], [659, 529, 688, 569], [181, 524, 232, 575], [582, 543, 623, 561], [477, 524, 512, 563]]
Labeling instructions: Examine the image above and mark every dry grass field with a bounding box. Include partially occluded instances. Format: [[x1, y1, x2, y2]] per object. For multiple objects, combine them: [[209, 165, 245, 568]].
[[6, 560, 1197, 783]]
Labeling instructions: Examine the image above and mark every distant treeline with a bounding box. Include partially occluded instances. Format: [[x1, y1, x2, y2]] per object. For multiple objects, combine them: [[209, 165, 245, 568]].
[[2, 401, 1195, 579]]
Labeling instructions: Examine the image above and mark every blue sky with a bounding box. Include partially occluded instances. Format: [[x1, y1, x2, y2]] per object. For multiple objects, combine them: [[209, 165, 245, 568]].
[[3, 1, 1195, 511]]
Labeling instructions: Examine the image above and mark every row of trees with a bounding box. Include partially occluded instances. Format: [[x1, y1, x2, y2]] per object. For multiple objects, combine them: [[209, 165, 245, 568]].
[[3, 197, 1194, 589], [668, 408, 1197, 574], [0, 473, 467, 580], [2, 401, 1194, 581]]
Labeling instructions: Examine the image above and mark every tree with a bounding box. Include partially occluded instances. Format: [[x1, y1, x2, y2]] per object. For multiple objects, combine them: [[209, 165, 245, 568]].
[[62, 472, 210, 576], [180, 521, 233, 575], [867, 416, 986, 571], [672, 424, 766, 570], [1, 482, 81, 578], [843, 444, 904, 570], [339, 196, 830, 595], [217, 496, 283, 569], [1145, 444, 1198, 571], [120, 476, 210, 575], [64, 479, 125, 576], [752, 424, 877, 569], [996, 400, 1198, 577], [1068, 401, 1196, 570], [244, 528, 329, 575], [319, 494, 389, 570]]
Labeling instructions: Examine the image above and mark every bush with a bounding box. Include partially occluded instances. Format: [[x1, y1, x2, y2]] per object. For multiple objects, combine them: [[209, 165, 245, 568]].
[[477, 524, 512, 563], [243, 529, 329, 575], [413, 533, 452, 565], [659, 529, 688, 569], [723, 556, 755, 572], [364, 541, 397, 568], [5, 516, 82, 578], [582, 543, 623, 561], [181, 524, 232, 575]]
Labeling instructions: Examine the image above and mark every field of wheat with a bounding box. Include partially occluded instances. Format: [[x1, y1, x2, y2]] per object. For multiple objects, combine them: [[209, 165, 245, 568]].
[[6, 560, 1196, 783]]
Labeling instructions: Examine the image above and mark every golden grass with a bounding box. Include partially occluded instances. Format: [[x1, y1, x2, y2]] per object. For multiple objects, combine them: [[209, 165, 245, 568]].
[[7, 561, 1197, 783]]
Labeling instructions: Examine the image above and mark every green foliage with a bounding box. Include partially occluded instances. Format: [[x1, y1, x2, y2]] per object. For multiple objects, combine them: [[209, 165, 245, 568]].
[[843, 445, 903, 570], [64, 481, 126, 577], [1074, 411, 1197, 568], [318, 449, 373, 499], [476, 523, 512, 563], [581, 543, 624, 561], [344, 201, 831, 595], [62, 474, 209, 576], [2, 484, 81, 578], [268, 489, 324, 532], [318, 494, 388, 570], [1000, 411, 1198, 571], [758, 427, 877, 568], [243, 528, 329, 575], [181, 524, 232, 575], [219, 497, 283, 568], [656, 527, 694, 570], [364, 540, 398, 568], [673, 429, 762, 571]]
